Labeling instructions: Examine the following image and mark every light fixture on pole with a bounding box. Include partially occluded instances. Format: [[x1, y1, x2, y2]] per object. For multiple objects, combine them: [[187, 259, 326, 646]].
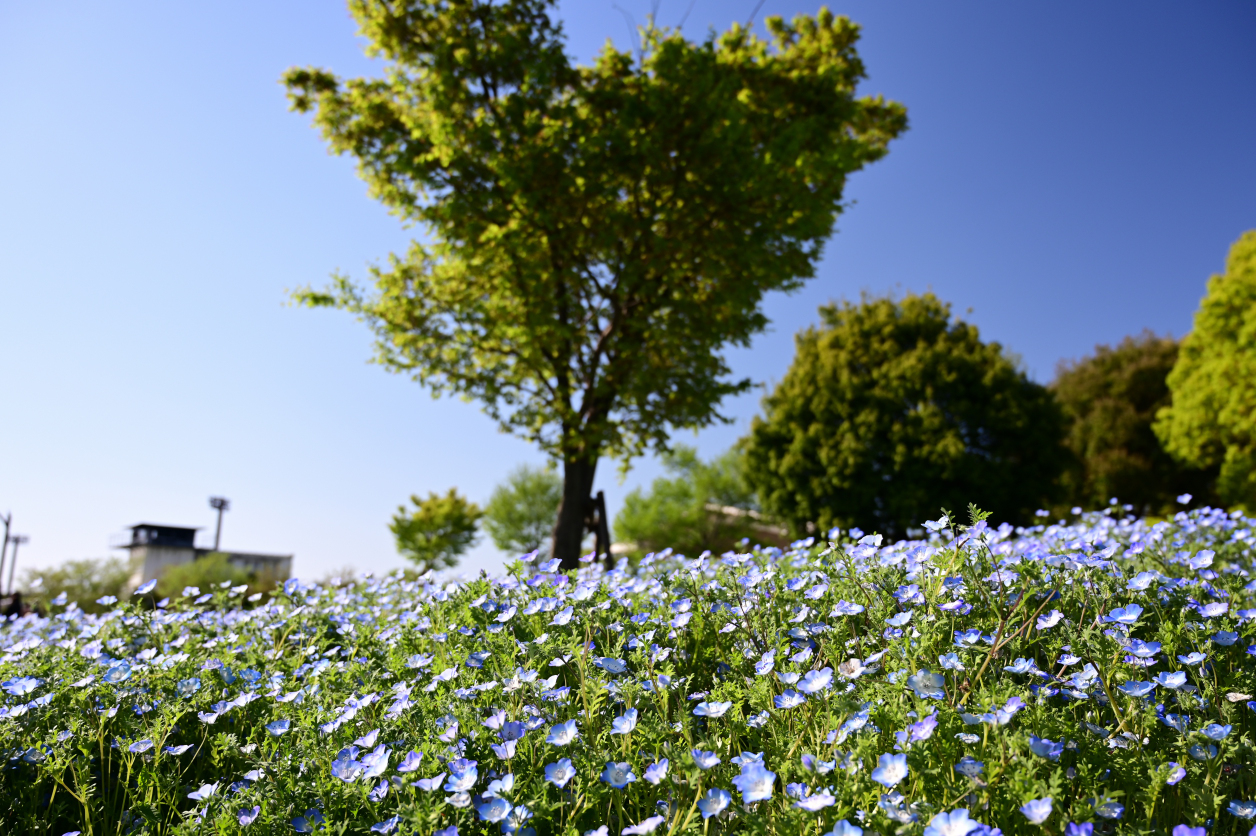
[[7, 534, 28, 596], [209, 497, 230, 552], [0, 512, 10, 598]]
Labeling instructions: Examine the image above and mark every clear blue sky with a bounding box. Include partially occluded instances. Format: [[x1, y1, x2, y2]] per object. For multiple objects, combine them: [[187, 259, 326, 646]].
[[2, 1, 1253, 581]]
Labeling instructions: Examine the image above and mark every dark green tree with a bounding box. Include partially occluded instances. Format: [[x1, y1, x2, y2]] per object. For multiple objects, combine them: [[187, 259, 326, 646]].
[[614, 445, 775, 560], [483, 464, 563, 557], [390, 489, 484, 573], [283, 1, 907, 567], [1051, 331, 1217, 515], [1155, 230, 1256, 511], [743, 293, 1066, 539]]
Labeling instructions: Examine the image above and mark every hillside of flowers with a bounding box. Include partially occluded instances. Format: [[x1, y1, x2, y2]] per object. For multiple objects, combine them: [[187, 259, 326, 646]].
[[3, 505, 1256, 836]]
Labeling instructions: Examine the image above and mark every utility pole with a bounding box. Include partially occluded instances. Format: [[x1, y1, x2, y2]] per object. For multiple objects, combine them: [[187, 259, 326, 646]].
[[209, 497, 230, 551], [7, 534, 27, 597], [0, 512, 10, 597]]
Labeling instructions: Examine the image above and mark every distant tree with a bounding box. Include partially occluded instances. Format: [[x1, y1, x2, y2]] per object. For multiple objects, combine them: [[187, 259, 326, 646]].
[[483, 465, 563, 557], [284, 1, 907, 568], [23, 555, 137, 614], [1051, 331, 1217, 515], [157, 553, 253, 600], [1155, 231, 1256, 511], [743, 294, 1067, 539], [614, 445, 773, 560], [390, 489, 484, 573]]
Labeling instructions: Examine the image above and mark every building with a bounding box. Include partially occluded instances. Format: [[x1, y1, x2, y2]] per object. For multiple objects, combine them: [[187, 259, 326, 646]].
[[119, 523, 292, 590]]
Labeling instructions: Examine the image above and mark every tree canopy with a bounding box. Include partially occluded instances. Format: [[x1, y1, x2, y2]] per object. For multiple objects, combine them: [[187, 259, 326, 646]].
[[613, 445, 772, 561], [483, 464, 563, 557], [743, 294, 1066, 539], [284, 0, 906, 566], [389, 489, 483, 573], [1050, 332, 1217, 516], [1155, 230, 1256, 511]]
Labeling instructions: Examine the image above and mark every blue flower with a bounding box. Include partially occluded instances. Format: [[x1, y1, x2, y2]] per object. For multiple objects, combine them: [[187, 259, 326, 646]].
[[397, 750, 424, 773], [545, 758, 576, 788], [794, 789, 836, 811], [1164, 762, 1186, 784], [601, 762, 635, 788], [1203, 723, 1232, 741], [1021, 797, 1053, 825], [870, 753, 908, 787], [1118, 681, 1155, 698], [906, 670, 946, 700], [610, 708, 638, 735], [1028, 736, 1063, 761], [1104, 604, 1143, 626], [547, 720, 579, 746], [2, 676, 41, 697], [774, 690, 806, 709], [694, 700, 733, 717], [477, 798, 512, 823], [265, 719, 290, 736], [731, 760, 776, 803], [699, 788, 732, 819], [1178, 651, 1206, 665], [622, 816, 665, 835], [187, 783, 219, 801], [1228, 800, 1256, 819], [923, 809, 981, 836], [238, 806, 260, 826], [371, 815, 401, 834], [1154, 671, 1188, 690], [798, 668, 833, 694], [825, 821, 863, 836], [102, 662, 132, 684], [643, 759, 669, 784], [691, 749, 721, 770]]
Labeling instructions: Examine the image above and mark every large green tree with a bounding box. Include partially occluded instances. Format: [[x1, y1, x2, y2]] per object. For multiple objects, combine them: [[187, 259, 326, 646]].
[[743, 294, 1066, 539], [483, 464, 563, 557], [1155, 231, 1256, 511], [284, 1, 906, 567], [389, 489, 483, 573], [1050, 331, 1217, 515]]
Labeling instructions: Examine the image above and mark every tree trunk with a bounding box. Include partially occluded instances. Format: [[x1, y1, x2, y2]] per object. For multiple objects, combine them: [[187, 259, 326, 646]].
[[552, 457, 597, 570]]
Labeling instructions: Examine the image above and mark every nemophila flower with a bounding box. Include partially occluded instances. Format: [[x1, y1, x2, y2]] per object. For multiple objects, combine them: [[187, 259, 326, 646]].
[[2, 676, 41, 696], [691, 749, 721, 770], [1118, 681, 1155, 698], [265, 719, 290, 736], [732, 760, 776, 803], [163, 744, 193, 756], [370, 816, 401, 835], [413, 773, 445, 792], [1021, 797, 1053, 825], [622, 815, 665, 835], [1155, 671, 1188, 690], [548, 720, 579, 745], [698, 788, 733, 819], [1037, 609, 1064, 630], [954, 629, 984, 648], [799, 668, 833, 694], [396, 750, 423, 773], [1198, 602, 1229, 618], [1228, 800, 1256, 818], [1202, 723, 1232, 741], [1064, 824, 1093, 836], [831, 600, 864, 616], [1214, 630, 1239, 646], [127, 739, 153, 754], [794, 789, 836, 811], [292, 809, 325, 833], [238, 806, 260, 827], [871, 753, 908, 787], [1105, 604, 1144, 626], [187, 783, 219, 801], [594, 657, 628, 674], [611, 708, 639, 734], [939, 652, 965, 671], [886, 611, 913, 628], [1164, 762, 1186, 785], [1029, 736, 1063, 761], [774, 689, 806, 709], [643, 759, 669, 784], [777, 671, 800, 685], [545, 758, 576, 788], [1093, 800, 1124, 819], [1178, 651, 1207, 665], [694, 700, 733, 717], [954, 756, 984, 778], [923, 809, 981, 836], [477, 797, 512, 823], [102, 662, 131, 684], [601, 762, 635, 788]]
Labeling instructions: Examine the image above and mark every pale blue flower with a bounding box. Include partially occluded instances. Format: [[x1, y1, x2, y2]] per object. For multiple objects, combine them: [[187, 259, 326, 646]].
[[1227, 800, 1256, 818], [1029, 736, 1063, 761], [699, 788, 732, 819], [371, 816, 401, 834], [643, 759, 669, 784], [691, 749, 721, 770], [622, 816, 665, 835], [610, 708, 638, 735], [731, 761, 776, 802], [693, 701, 733, 717], [265, 719, 290, 736], [923, 809, 981, 836], [128, 739, 153, 754], [545, 758, 576, 788], [871, 753, 908, 787], [477, 798, 512, 823], [601, 761, 635, 788], [774, 690, 806, 709], [825, 821, 863, 836], [547, 720, 579, 746], [238, 806, 260, 826], [1021, 797, 1053, 825], [187, 783, 219, 801]]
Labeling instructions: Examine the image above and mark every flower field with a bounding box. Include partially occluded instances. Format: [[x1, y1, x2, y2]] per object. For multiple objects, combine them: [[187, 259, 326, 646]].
[[3, 505, 1256, 836]]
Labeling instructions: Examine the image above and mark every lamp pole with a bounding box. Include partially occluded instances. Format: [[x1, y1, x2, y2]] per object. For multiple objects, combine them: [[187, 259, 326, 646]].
[[0, 513, 10, 597], [209, 497, 230, 552], [7, 534, 27, 597]]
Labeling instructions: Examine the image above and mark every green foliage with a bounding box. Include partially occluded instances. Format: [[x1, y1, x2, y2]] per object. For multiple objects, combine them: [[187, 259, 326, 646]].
[[283, 0, 906, 563], [390, 488, 484, 573], [22, 555, 137, 615], [483, 464, 563, 557], [1051, 331, 1218, 515], [1156, 230, 1256, 511], [743, 293, 1067, 538], [157, 553, 253, 600], [614, 445, 771, 559]]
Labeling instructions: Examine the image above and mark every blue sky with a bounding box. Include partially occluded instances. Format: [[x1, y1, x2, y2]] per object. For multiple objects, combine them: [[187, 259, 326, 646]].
[[2, 1, 1253, 581]]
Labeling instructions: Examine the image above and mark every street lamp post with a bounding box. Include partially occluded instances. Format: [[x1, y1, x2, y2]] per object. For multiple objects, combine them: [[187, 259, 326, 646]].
[[209, 497, 230, 552], [7, 534, 28, 597], [0, 512, 10, 597]]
